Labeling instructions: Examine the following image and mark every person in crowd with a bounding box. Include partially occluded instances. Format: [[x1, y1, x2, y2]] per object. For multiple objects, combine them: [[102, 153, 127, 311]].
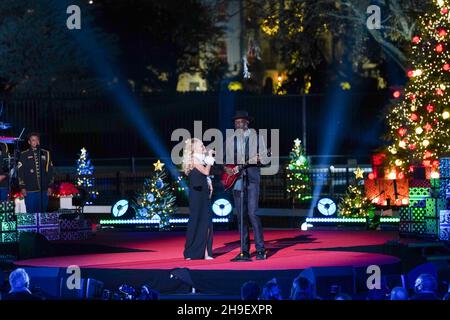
[[335, 293, 352, 300], [390, 287, 409, 300], [411, 273, 440, 300], [290, 276, 318, 300], [260, 278, 283, 300], [241, 281, 261, 300], [3, 268, 43, 300]]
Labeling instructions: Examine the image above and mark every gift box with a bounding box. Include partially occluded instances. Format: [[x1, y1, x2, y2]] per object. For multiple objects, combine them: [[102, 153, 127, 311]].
[[440, 210, 450, 241], [17, 212, 60, 241]]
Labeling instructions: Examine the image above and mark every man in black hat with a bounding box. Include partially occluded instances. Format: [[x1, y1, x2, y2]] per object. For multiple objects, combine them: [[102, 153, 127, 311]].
[[225, 110, 267, 260], [18, 132, 54, 213]]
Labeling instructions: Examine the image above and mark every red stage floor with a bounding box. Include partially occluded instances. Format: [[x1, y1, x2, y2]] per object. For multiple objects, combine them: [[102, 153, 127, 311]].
[[16, 230, 405, 271]]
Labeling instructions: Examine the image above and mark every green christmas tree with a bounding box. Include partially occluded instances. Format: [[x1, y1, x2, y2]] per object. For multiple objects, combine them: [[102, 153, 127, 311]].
[[75, 147, 98, 205], [136, 160, 176, 229], [385, 0, 450, 174], [286, 138, 312, 203], [338, 168, 375, 218]]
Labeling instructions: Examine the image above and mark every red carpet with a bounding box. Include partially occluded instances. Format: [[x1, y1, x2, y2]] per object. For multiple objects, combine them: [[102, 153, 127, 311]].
[[16, 230, 405, 271]]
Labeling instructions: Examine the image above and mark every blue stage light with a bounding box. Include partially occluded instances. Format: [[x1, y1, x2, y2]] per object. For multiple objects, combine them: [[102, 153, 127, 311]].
[[212, 198, 233, 217], [316, 197, 337, 216], [112, 199, 129, 217]]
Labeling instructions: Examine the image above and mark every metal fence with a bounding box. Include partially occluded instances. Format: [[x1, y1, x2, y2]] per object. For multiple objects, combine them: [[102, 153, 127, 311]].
[[1, 91, 388, 164]]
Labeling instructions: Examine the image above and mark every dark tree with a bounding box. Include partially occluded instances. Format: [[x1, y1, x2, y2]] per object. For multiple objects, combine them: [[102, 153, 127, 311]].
[[0, 0, 117, 93], [95, 0, 226, 92]]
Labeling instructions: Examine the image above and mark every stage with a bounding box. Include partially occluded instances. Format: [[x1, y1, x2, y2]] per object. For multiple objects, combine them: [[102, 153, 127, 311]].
[[13, 229, 424, 298]]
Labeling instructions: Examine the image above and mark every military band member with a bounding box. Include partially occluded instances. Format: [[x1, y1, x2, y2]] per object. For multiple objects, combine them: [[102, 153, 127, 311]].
[[0, 142, 9, 200], [18, 133, 54, 213]]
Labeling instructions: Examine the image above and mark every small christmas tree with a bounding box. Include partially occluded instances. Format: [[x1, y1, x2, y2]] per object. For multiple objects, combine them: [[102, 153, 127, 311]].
[[136, 160, 176, 229], [75, 147, 98, 205], [338, 168, 375, 218], [286, 139, 312, 203]]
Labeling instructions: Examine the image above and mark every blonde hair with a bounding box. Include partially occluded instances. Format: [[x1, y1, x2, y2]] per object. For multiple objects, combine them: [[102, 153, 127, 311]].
[[182, 138, 202, 175]]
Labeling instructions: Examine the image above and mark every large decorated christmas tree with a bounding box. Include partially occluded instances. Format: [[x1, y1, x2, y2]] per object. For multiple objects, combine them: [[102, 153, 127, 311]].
[[75, 147, 98, 205], [338, 168, 375, 218], [386, 0, 450, 175], [136, 160, 176, 229], [286, 138, 312, 203]]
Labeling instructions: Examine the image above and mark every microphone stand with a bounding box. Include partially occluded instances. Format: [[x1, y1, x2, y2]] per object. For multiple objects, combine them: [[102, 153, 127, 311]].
[[231, 166, 252, 262]]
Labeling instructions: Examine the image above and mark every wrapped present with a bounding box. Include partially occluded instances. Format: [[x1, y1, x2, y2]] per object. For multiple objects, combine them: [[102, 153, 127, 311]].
[[399, 222, 412, 234], [17, 212, 60, 241], [17, 213, 37, 227], [364, 178, 409, 206], [440, 210, 450, 241], [399, 207, 411, 220], [409, 187, 431, 199], [425, 218, 438, 235], [439, 158, 450, 178], [39, 212, 59, 226], [409, 179, 431, 188], [60, 230, 91, 241], [1, 232, 17, 243], [0, 212, 16, 223], [411, 207, 426, 221], [1, 221, 17, 232], [412, 222, 426, 234]]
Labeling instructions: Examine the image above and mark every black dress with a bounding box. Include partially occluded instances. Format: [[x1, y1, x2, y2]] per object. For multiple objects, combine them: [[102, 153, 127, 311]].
[[183, 167, 213, 259]]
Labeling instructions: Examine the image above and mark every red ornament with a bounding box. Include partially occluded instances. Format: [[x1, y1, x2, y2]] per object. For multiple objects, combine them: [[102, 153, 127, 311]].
[[409, 144, 416, 150], [407, 70, 414, 78], [442, 8, 449, 14], [439, 28, 448, 37], [436, 88, 444, 96], [412, 36, 421, 43], [436, 43, 444, 53], [398, 128, 407, 136], [443, 63, 450, 71], [409, 165, 415, 172], [424, 123, 433, 131], [409, 94, 416, 101], [393, 90, 401, 98], [410, 113, 418, 121], [426, 104, 434, 112]]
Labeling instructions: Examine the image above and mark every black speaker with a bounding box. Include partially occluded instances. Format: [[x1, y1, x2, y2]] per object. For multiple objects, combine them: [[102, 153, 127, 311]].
[[19, 232, 54, 259], [299, 266, 356, 299]]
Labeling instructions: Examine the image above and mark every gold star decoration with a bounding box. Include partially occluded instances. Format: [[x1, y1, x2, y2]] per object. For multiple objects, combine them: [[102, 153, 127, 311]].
[[294, 138, 301, 147], [354, 167, 364, 179], [153, 160, 164, 171]]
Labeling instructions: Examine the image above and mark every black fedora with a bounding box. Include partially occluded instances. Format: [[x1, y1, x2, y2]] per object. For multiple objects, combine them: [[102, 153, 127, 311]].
[[232, 110, 253, 122]]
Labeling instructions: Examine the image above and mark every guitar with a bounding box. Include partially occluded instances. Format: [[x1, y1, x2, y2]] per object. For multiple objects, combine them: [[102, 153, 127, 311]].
[[221, 149, 271, 191]]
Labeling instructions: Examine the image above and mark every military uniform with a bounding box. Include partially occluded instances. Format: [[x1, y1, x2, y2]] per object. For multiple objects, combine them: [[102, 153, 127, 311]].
[[18, 148, 54, 213], [0, 142, 9, 200]]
